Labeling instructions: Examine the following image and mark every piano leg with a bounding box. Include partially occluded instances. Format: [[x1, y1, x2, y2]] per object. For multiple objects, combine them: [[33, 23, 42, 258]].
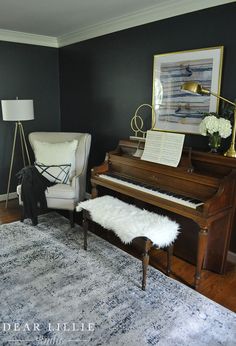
[[91, 182, 98, 199], [195, 227, 208, 290]]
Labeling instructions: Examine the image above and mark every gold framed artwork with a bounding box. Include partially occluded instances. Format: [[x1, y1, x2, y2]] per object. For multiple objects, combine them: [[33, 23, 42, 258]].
[[152, 46, 224, 134]]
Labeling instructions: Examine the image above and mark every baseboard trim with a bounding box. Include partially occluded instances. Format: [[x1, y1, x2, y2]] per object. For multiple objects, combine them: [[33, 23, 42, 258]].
[[227, 251, 236, 264], [0, 192, 17, 202]]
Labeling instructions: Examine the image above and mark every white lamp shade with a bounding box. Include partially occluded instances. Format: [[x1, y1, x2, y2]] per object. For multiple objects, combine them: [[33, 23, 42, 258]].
[[1, 99, 34, 121]]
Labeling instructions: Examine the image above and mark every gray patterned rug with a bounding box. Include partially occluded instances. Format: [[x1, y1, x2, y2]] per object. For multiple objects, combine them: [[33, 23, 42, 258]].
[[0, 212, 235, 346]]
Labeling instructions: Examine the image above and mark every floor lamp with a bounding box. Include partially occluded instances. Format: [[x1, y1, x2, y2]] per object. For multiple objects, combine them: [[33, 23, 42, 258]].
[[1, 99, 34, 208]]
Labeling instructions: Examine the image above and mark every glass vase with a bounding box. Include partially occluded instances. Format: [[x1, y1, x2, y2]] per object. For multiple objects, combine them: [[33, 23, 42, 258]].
[[208, 133, 221, 153]]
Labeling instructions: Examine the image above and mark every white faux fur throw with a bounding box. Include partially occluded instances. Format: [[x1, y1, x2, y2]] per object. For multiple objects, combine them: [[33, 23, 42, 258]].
[[77, 196, 180, 248]]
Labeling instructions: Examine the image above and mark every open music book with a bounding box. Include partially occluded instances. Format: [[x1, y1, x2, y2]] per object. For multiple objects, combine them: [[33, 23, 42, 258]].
[[141, 130, 185, 167]]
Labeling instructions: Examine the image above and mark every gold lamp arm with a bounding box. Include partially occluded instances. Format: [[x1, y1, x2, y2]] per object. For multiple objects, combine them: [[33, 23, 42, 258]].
[[209, 91, 236, 107]]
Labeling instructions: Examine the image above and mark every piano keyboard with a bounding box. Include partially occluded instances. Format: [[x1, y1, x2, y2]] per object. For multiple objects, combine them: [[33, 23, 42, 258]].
[[98, 174, 204, 209]]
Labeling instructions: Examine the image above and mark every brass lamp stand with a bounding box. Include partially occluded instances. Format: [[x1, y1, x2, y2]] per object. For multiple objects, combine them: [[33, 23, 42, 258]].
[[181, 82, 236, 158], [1, 99, 34, 207], [6, 121, 32, 207]]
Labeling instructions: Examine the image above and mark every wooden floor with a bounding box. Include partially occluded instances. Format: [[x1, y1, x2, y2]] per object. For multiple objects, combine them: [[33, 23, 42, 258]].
[[1, 199, 236, 312]]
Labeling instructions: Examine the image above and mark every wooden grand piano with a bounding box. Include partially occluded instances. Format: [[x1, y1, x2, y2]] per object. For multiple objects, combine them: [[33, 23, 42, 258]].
[[91, 139, 236, 288]]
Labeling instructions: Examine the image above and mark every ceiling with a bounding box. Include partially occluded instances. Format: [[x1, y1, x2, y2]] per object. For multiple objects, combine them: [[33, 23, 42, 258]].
[[0, 0, 234, 47]]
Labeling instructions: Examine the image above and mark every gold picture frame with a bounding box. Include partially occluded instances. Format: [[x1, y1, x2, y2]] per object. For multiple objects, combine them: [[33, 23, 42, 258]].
[[152, 46, 224, 134]]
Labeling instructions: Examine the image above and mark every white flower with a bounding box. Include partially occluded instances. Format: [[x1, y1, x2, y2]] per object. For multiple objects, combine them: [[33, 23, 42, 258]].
[[199, 115, 232, 139], [218, 118, 232, 138]]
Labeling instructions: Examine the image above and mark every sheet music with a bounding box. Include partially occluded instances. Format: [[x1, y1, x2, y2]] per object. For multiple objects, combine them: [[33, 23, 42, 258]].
[[141, 130, 185, 167]]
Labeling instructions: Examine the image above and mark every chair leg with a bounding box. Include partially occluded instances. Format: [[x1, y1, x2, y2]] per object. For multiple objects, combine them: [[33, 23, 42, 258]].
[[69, 210, 74, 228], [82, 210, 88, 251], [167, 244, 174, 276], [32, 216, 38, 226], [20, 206, 25, 222]]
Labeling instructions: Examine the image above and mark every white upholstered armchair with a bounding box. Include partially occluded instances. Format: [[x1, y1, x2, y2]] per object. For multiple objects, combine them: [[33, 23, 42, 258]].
[[17, 132, 91, 226]]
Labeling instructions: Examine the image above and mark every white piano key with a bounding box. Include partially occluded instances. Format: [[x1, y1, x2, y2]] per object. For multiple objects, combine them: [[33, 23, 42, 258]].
[[99, 174, 203, 209]]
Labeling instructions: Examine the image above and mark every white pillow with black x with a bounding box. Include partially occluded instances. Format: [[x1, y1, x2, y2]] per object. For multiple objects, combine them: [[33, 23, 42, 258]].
[[35, 162, 71, 184]]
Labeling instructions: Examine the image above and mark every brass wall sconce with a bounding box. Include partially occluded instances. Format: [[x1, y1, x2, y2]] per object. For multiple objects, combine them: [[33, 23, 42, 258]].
[[181, 82, 236, 158]]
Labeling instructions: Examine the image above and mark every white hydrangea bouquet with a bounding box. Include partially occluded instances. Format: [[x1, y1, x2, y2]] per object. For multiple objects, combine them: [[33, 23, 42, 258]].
[[199, 113, 232, 152]]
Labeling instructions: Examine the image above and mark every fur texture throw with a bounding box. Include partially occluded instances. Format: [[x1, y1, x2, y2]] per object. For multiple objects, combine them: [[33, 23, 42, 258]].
[[77, 196, 180, 248]]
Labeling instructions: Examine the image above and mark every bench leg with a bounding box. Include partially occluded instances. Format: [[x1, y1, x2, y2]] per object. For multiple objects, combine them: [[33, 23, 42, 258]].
[[142, 239, 152, 291], [166, 244, 174, 276], [82, 210, 88, 251]]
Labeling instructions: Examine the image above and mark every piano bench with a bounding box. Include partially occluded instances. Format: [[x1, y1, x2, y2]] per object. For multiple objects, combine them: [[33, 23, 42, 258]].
[[76, 195, 180, 291]]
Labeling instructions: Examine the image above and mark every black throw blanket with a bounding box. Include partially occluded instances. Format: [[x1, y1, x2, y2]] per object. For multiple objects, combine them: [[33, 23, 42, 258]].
[[17, 166, 54, 225]]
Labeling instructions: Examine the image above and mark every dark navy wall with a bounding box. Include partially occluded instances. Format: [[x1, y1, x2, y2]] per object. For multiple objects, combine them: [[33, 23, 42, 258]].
[[59, 2, 236, 251], [0, 42, 60, 195], [59, 3, 236, 169]]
